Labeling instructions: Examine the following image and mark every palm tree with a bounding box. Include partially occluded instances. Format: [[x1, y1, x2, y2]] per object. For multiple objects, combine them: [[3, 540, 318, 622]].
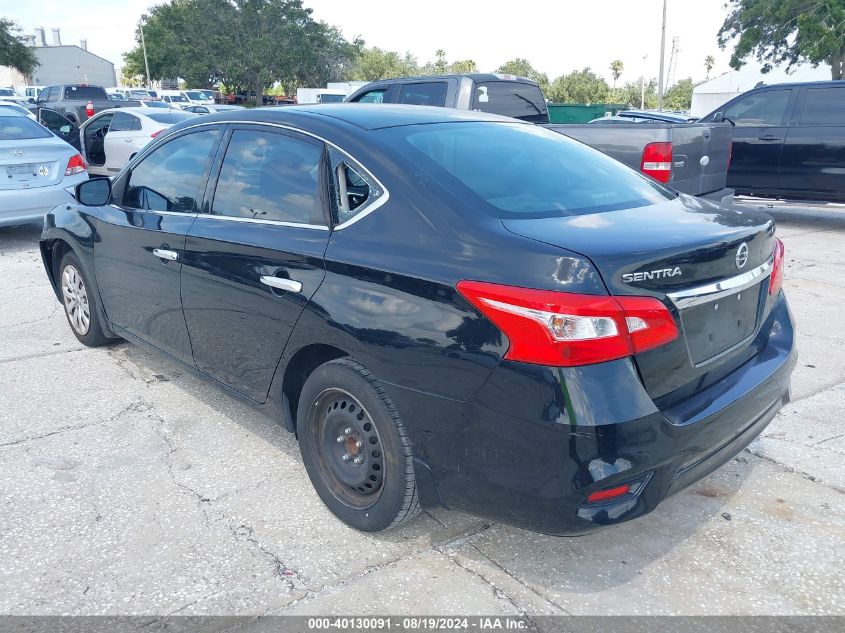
[[704, 55, 715, 80], [610, 59, 624, 90]]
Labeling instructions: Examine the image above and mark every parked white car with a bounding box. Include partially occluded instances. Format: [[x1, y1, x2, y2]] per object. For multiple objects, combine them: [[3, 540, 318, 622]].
[[158, 90, 191, 109], [183, 89, 215, 105], [0, 109, 88, 227], [78, 107, 196, 176]]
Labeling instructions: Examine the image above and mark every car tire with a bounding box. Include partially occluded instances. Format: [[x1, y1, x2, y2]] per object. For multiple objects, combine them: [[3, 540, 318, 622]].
[[297, 358, 420, 532], [58, 251, 112, 347]]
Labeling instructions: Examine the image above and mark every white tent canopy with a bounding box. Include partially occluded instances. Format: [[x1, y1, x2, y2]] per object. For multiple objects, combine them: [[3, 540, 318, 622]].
[[690, 63, 832, 117]]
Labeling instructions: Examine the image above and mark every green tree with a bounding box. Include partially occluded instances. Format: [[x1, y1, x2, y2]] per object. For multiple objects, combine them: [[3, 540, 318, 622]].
[[495, 58, 550, 91], [448, 58, 478, 74], [547, 68, 609, 103], [663, 78, 695, 110], [613, 79, 657, 108], [719, 0, 845, 79], [0, 18, 38, 76], [351, 47, 418, 81], [610, 59, 624, 89], [704, 55, 715, 79]]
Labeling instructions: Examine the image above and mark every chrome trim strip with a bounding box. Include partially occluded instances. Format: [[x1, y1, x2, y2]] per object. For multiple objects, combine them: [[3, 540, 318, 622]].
[[260, 276, 302, 293], [667, 257, 773, 309], [191, 213, 329, 230], [166, 119, 390, 231]]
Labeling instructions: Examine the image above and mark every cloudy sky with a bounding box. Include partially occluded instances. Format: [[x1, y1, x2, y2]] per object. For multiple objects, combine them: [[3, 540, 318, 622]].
[[4, 0, 738, 84]]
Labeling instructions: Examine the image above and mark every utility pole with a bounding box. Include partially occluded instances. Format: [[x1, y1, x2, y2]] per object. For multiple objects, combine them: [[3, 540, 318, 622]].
[[140, 14, 151, 90], [641, 54, 648, 109], [657, 0, 667, 110]]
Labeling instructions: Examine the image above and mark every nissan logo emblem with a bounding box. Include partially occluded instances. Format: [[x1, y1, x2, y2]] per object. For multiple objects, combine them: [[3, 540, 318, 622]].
[[735, 243, 749, 269], [11, 149, 24, 157]]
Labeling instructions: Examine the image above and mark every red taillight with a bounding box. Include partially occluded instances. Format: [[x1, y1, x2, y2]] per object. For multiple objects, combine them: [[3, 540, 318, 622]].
[[769, 238, 785, 295], [586, 484, 631, 503], [65, 153, 85, 176], [641, 141, 673, 183], [151, 129, 165, 138], [455, 281, 678, 367], [85, 101, 94, 118]]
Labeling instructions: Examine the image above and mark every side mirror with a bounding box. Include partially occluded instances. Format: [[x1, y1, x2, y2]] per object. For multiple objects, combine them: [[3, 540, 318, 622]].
[[59, 124, 72, 135], [712, 111, 725, 123], [75, 178, 112, 206]]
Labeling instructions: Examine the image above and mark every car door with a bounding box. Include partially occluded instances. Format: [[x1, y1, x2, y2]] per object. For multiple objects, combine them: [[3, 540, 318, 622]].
[[93, 126, 223, 363], [720, 88, 795, 194], [779, 85, 845, 199], [80, 112, 114, 176], [104, 111, 142, 173], [36, 107, 80, 151], [180, 125, 331, 402]]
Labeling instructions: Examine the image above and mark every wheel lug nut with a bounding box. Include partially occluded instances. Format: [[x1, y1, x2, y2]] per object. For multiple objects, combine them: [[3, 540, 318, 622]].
[[341, 454, 350, 462], [336, 436, 343, 443], [355, 440, 362, 449], [344, 427, 352, 435], [353, 457, 363, 465]]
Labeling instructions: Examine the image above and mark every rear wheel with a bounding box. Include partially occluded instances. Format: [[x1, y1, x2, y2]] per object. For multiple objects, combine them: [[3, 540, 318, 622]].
[[59, 251, 111, 347], [297, 358, 420, 531]]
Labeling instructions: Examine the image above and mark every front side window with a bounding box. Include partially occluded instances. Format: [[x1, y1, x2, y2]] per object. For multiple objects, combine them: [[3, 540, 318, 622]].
[[380, 122, 673, 218], [110, 112, 140, 132], [39, 108, 73, 133], [328, 147, 384, 225], [44, 88, 58, 103], [798, 87, 845, 126], [211, 129, 324, 225], [124, 129, 219, 212], [354, 89, 387, 103], [724, 90, 791, 126], [472, 81, 548, 123], [398, 82, 447, 107]]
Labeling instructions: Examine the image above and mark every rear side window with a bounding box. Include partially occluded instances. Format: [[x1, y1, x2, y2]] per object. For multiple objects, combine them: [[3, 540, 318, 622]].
[[0, 116, 51, 140], [63, 86, 108, 100], [110, 112, 140, 131], [724, 90, 791, 126], [798, 87, 845, 125], [472, 81, 548, 123], [382, 122, 672, 218], [124, 129, 219, 212], [398, 82, 447, 107], [328, 147, 384, 225], [211, 129, 325, 225], [354, 89, 388, 103]]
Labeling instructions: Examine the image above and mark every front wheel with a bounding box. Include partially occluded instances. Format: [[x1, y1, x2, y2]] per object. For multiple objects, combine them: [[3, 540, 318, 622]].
[[59, 251, 112, 347], [297, 358, 420, 532]]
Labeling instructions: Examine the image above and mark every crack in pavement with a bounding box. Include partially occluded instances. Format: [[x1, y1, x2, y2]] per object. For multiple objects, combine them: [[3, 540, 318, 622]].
[[2, 302, 60, 329], [743, 446, 845, 494], [0, 346, 86, 365]]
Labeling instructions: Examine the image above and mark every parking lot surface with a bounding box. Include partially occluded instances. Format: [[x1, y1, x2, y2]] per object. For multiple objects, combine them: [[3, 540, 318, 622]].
[[0, 209, 843, 616]]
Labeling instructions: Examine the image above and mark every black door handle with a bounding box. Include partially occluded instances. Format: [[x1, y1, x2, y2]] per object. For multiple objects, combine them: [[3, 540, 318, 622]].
[[758, 135, 781, 141]]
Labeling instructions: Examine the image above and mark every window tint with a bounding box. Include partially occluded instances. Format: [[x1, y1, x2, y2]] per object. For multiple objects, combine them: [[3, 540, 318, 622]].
[[381, 122, 673, 218], [146, 111, 194, 124], [724, 90, 791, 126], [39, 108, 73, 132], [799, 87, 845, 125], [0, 116, 52, 140], [211, 129, 324, 225], [472, 81, 548, 123], [328, 147, 384, 225], [110, 112, 140, 132], [124, 129, 218, 212], [63, 86, 108, 100], [398, 82, 448, 107], [44, 87, 58, 103], [355, 89, 387, 103]]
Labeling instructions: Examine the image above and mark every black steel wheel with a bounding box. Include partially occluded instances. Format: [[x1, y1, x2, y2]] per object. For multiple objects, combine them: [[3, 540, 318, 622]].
[[297, 358, 420, 531]]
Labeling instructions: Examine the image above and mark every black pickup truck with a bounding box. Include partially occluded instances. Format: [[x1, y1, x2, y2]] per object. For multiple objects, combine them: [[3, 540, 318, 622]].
[[347, 74, 734, 205], [698, 80, 845, 202], [34, 84, 140, 124]]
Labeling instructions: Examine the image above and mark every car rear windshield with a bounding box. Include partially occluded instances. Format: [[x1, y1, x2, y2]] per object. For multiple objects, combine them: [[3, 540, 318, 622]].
[[63, 86, 108, 100], [0, 116, 52, 140], [472, 81, 548, 123], [0, 88, 15, 97], [145, 111, 195, 124], [381, 122, 674, 218], [185, 91, 205, 100]]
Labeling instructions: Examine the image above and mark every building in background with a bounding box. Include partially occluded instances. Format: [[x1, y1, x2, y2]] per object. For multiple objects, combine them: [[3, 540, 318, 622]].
[[691, 63, 832, 117], [0, 28, 116, 92]]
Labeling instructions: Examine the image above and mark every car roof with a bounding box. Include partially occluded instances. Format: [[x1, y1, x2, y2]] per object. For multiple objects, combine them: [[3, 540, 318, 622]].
[[749, 80, 845, 90], [181, 103, 520, 131], [360, 73, 539, 85]]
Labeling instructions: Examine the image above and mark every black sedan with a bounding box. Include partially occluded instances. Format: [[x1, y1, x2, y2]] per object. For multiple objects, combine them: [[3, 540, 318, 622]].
[[39, 105, 795, 535]]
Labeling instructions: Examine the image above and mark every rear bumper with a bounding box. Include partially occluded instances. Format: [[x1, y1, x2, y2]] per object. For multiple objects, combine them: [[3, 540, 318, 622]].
[[699, 186, 735, 208], [0, 174, 86, 227], [389, 294, 795, 535]]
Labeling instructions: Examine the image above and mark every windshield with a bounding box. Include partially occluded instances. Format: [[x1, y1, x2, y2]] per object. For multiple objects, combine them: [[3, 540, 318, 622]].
[[0, 89, 15, 97], [63, 86, 108, 100], [185, 91, 206, 100], [129, 90, 150, 98], [144, 101, 171, 108], [381, 122, 674, 218], [146, 111, 195, 124], [168, 95, 188, 103], [0, 116, 52, 140]]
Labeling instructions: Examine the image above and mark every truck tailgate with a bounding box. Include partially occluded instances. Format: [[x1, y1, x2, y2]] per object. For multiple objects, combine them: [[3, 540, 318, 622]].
[[544, 122, 733, 197]]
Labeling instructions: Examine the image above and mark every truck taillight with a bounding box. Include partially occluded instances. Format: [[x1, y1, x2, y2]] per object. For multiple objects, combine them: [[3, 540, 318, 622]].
[[65, 153, 85, 176], [641, 142, 673, 183], [769, 238, 785, 295], [456, 281, 678, 367], [85, 101, 94, 118]]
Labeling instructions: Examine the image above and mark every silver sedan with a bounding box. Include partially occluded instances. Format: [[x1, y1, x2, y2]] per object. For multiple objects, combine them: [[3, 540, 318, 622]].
[[0, 110, 88, 227]]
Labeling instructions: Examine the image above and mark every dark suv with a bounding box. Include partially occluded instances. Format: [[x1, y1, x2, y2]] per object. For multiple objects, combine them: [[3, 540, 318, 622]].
[[700, 81, 845, 202], [346, 73, 549, 123]]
